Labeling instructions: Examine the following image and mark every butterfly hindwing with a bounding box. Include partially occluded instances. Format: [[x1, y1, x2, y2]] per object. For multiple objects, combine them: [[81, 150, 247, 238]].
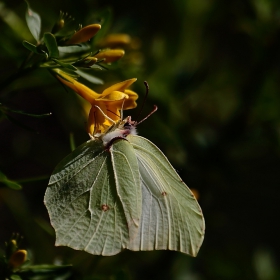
[[127, 135, 205, 256], [110, 139, 142, 244]]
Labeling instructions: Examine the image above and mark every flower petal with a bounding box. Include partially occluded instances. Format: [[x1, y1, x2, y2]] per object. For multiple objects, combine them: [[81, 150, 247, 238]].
[[102, 78, 137, 96], [57, 75, 100, 103], [96, 91, 128, 101], [121, 89, 138, 109], [88, 102, 107, 135]]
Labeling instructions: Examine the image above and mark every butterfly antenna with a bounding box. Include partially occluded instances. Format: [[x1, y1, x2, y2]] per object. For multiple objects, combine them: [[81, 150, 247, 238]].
[[94, 105, 116, 124], [136, 81, 149, 121], [137, 105, 158, 125], [107, 109, 121, 118], [120, 99, 126, 120]]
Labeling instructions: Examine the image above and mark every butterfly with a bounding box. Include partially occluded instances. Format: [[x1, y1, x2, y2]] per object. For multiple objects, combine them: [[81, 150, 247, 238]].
[[44, 114, 205, 256]]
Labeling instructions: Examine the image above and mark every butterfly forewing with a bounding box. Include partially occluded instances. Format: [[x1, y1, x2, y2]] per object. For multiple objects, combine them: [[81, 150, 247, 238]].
[[127, 135, 205, 256], [45, 139, 133, 256]]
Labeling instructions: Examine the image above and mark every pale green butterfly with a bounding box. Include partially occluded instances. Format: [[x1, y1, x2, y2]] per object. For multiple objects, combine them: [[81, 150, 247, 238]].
[[44, 106, 205, 256]]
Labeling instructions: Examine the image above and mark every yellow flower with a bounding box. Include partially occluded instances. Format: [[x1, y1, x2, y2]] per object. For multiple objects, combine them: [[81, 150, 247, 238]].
[[94, 49, 125, 63], [57, 72, 138, 135], [66, 24, 101, 45]]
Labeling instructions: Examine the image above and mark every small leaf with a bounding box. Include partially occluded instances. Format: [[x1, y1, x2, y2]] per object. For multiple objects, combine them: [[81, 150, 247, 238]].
[[0, 172, 5, 181], [22, 40, 37, 53], [22, 41, 48, 58], [3, 180, 22, 190], [69, 133, 76, 152], [25, 1, 41, 42], [52, 59, 77, 70], [36, 47, 48, 59], [0, 171, 21, 190], [52, 68, 79, 79], [18, 264, 72, 277], [10, 275, 22, 280], [76, 69, 103, 84], [58, 44, 91, 55], [44, 32, 59, 58], [90, 64, 104, 70]]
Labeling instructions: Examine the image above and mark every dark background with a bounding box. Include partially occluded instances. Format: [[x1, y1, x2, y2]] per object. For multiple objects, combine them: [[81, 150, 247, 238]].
[[1, 0, 280, 279]]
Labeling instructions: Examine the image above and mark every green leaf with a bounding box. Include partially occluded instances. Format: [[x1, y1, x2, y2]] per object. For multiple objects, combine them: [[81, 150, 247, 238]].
[[10, 275, 22, 280], [52, 68, 79, 79], [58, 45, 91, 55], [45, 117, 205, 256], [76, 69, 103, 84], [22, 40, 37, 53], [90, 64, 104, 70], [22, 41, 47, 58], [3, 180, 22, 190], [69, 133, 76, 152], [52, 59, 77, 70], [44, 32, 59, 58], [0, 171, 21, 190], [25, 1, 41, 42], [18, 264, 72, 277]]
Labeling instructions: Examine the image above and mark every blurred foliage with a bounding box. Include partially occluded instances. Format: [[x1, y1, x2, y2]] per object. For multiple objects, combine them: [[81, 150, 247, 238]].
[[1, 0, 280, 279]]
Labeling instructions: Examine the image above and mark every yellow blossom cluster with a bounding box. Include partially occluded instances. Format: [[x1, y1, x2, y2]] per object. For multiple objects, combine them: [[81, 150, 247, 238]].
[[55, 25, 139, 136], [57, 71, 138, 136]]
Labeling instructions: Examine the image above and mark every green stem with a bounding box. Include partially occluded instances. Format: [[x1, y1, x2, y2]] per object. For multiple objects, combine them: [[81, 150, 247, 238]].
[[16, 175, 49, 183], [18, 51, 34, 72], [0, 46, 41, 93]]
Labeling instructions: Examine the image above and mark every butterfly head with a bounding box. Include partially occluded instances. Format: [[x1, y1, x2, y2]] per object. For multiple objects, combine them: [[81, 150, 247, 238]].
[[101, 116, 137, 146]]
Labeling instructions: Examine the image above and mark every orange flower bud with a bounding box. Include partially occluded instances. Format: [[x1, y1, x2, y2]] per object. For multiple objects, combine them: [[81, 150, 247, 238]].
[[191, 188, 199, 200], [10, 239, 17, 247], [81, 57, 98, 67], [99, 34, 131, 48], [9, 249, 27, 268], [66, 24, 101, 45], [94, 49, 125, 63], [57, 19, 65, 30]]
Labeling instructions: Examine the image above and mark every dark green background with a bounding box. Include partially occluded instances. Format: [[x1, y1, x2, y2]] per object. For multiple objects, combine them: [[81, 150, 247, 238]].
[[1, 0, 280, 279]]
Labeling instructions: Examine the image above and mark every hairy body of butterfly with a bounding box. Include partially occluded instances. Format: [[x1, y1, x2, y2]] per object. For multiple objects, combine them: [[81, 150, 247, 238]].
[[44, 117, 205, 256]]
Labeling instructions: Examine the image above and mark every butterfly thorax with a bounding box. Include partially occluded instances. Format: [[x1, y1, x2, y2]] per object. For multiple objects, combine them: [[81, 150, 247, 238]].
[[100, 116, 137, 146]]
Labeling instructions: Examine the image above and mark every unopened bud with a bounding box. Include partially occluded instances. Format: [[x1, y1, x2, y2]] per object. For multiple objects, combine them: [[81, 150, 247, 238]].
[[10, 239, 17, 248], [85, 57, 98, 66], [66, 24, 101, 45], [57, 19, 65, 30], [191, 188, 199, 200], [9, 250, 27, 268], [52, 19, 65, 34], [99, 34, 131, 48], [94, 49, 125, 63]]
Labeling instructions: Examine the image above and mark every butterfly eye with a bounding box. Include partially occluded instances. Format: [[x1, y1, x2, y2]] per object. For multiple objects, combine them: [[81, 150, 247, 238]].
[[123, 122, 131, 129]]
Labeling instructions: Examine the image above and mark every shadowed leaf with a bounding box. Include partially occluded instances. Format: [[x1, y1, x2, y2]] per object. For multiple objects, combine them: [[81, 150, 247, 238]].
[[25, 1, 41, 42], [44, 32, 59, 58]]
